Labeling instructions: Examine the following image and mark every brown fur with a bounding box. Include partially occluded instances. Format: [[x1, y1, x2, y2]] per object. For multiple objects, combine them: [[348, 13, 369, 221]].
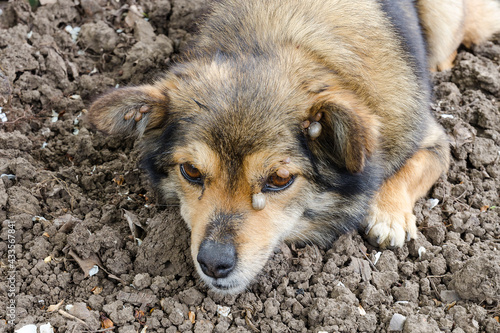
[[87, 0, 500, 293]]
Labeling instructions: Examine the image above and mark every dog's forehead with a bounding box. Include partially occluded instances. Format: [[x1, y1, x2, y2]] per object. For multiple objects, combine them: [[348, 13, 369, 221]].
[[180, 111, 297, 177], [170, 61, 303, 160]]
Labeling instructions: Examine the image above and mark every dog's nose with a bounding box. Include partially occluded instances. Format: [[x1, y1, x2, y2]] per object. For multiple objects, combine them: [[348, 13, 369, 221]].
[[197, 240, 236, 279]]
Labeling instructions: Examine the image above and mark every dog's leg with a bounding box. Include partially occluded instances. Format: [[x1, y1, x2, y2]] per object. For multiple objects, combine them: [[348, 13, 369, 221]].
[[462, 0, 500, 48], [363, 121, 450, 248], [418, 0, 500, 71], [435, 50, 458, 72], [417, 0, 465, 72]]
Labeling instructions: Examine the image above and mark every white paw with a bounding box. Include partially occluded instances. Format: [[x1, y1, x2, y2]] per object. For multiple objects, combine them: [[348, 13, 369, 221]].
[[363, 206, 418, 249]]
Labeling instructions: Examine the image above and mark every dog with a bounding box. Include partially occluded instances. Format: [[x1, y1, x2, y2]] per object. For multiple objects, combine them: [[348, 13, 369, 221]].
[[87, 0, 500, 294]]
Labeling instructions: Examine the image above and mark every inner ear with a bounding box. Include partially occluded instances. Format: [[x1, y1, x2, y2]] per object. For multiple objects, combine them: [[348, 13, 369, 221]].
[[307, 100, 379, 173], [86, 84, 169, 138]]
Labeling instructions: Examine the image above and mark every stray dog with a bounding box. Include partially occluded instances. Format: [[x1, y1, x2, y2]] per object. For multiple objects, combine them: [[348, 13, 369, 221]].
[[87, 0, 500, 293]]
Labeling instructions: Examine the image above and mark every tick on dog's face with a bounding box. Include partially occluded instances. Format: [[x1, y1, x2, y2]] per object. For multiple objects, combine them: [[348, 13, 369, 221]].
[[171, 141, 309, 293], [88, 55, 381, 293]]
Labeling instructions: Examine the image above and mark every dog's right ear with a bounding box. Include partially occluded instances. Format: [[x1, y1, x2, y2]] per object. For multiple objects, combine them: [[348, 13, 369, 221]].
[[87, 84, 168, 137]]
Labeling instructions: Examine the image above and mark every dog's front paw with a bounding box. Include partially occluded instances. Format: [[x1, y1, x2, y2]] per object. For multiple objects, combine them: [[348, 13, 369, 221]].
[[363, 205, 418, 249]]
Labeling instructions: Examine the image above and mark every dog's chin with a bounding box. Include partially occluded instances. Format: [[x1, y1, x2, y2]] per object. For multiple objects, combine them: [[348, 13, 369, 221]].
[[195, 265, 254, 295], [200, 275, 249, 295]]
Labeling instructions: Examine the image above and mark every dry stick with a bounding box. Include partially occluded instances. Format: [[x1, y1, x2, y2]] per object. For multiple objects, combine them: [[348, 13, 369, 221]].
[[358, 248, 379, 272], [51, 175, 77, 211], [58, 309, 89, 327], [81, 327, 116, 333], [428, 277, 442, 302]]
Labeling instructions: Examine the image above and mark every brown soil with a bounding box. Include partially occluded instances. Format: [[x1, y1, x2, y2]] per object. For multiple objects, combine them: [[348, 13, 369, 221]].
[[0, 1, 499, 332]]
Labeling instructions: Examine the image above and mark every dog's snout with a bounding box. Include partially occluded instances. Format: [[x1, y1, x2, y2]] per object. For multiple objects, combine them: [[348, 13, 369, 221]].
[[197, 240, 236, 279]]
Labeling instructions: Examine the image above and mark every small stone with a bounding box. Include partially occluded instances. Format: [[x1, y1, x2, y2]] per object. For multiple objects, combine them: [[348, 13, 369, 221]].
[[440, 290, 461, 304]]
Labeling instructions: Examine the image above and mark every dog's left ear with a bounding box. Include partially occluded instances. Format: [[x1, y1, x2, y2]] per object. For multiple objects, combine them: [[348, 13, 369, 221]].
[[86, 84, 168, 137], [306, 99, 380, 174]]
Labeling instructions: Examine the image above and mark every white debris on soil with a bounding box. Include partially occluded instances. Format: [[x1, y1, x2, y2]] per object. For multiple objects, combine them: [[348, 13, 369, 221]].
[[216, 305, 231, 317], [88, 265, 99, 276], [39, 323, 55, 333], [51, 110, 59, 123], [64, 25, 81, 43], [440, 114, 454, 119], [0, 112, 7, 123], [14, 325, 37, 333], [373, 251, 382, 265], [418, 246, 426, 259], [428, 198, 440, 209], [388, 313, 407, 331]]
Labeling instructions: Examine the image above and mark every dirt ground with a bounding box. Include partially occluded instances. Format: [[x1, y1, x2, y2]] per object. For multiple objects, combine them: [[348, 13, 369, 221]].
[[0, 0, 499, 332]]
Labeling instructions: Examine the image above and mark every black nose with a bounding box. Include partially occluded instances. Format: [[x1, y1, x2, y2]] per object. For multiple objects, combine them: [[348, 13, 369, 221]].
[[197, 240, 236, 279]]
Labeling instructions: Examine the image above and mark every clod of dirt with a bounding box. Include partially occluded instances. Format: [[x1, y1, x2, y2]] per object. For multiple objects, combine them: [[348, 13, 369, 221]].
[[403, 314, 441, 332], [67, 302, 100, 328], [0, 70, 12, 105], [450, 254, 500, 303], [134, 209, 192, 277], [119, 34, 174, 82], [453, 52, 500, 96], [79, 21, 119, 53]]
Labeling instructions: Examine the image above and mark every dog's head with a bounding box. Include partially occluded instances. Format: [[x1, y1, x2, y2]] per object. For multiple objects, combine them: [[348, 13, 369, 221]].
[[87, 54, 381, 293]]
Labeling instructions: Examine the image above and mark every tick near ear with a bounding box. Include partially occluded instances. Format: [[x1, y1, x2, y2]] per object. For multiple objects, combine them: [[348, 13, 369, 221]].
[[307, 122, 322, 139], [86, 84, 167, 137], [302, 112, 323, 140], [123, 105, 151, 121]]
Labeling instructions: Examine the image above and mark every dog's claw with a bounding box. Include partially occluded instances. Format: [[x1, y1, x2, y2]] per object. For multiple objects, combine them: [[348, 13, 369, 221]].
[[364, 207, 416, 249]]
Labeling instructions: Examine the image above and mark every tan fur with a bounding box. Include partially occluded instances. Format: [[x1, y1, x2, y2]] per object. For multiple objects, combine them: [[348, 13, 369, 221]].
[[418, 0, 500, 71]]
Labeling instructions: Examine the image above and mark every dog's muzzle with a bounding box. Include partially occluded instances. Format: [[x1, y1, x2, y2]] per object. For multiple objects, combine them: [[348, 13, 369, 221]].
[[197, 239, 236, 279]]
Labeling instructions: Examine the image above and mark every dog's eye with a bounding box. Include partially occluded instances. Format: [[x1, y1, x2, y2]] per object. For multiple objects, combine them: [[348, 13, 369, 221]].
[[180, 163, 203, 184], [263, 173, 295, 192]]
